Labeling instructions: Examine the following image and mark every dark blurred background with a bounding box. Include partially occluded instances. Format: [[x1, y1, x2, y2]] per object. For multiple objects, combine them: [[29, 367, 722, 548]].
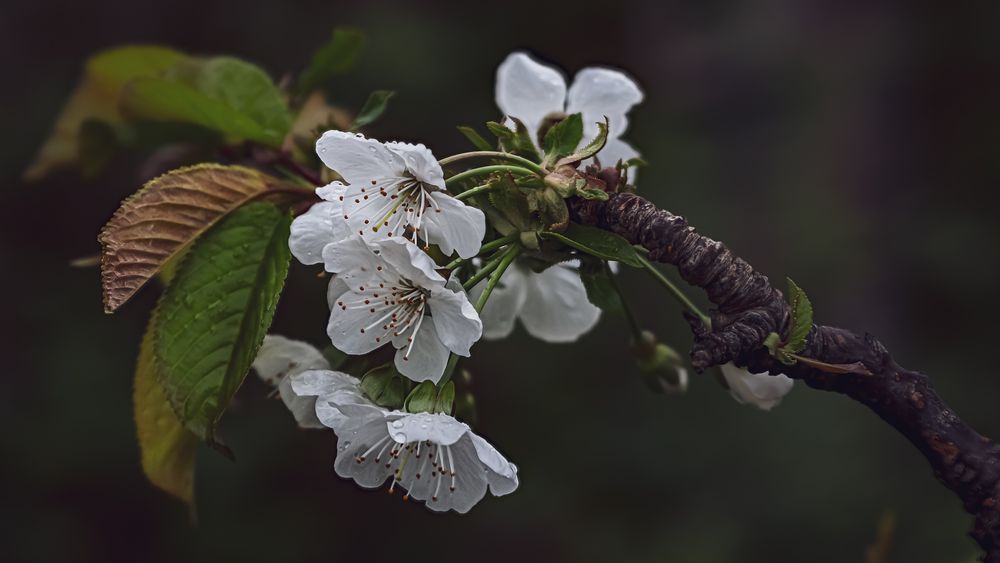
[[2, 1, 999, 561]]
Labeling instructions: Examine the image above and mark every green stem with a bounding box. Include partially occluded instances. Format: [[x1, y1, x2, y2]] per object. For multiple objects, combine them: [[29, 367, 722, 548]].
[[605, 261, 643, 343], [474, 245, 521, 312], [453, 183, 496, 201], [438, 245, 521, 389], [442, 234, 518, 270], [444, 165, 536, 188], [438, 151, 545, 175], [462, 253, 504, 291], [637, 254, 711, 328]]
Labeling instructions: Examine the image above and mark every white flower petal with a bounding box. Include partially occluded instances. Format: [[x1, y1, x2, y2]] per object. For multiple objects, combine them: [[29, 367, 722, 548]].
[[252, 335, 330, 385], [326, 292, 391, 354], [277, 376, 323, 428], [315, 130, 404, 185], [422, 191, 487, 259], [326, 276, 350, 310], [423, 435, 489, 513], [321, 235, 381, 280], [393, 320, 450, 383], [372, 238, 446, 287], [518, 264, 601, 343], [333, 417, 395, 488], [495, 52, 567, 143], [386, 412, 468, 446], [429, 286, 483, 356], [315, 180, 347, 202], [469, 433, 519, 496], [720, 363, 795, 411], [567, 66, 643, 141], [289, 369, 358, 397], [385, 141, 446, 188], [317, 387, 385, 432], [470, 266, 528, 340], [289, 201, 347, 266]]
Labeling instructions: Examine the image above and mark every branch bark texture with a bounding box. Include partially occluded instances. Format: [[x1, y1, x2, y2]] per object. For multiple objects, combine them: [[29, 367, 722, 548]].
[[571, 191, 1000, 561]]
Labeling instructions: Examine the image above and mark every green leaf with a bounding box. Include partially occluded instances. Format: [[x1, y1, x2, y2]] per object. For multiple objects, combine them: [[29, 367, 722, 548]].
[[297, 27, 366, 95], [542, 113, 583, 166], [359, 364, 408, 409], [404, 381, 438, 413], [542, 223, 643, 267], [578, 259, 624, 314], [134, 316, 198, 505], [350, 90, 395, 130], [486, 173, 536, 233], [24, 45, 188, 181], [154, 202, 292, 442], [487, 118, 540, 160], [122, 57, 292, 146], [457, 126, 494, 151], [99, 164, 294, 313], [783, 277, 813, 354], [436, 381, 455, 414], [556, 117, 609, 167]]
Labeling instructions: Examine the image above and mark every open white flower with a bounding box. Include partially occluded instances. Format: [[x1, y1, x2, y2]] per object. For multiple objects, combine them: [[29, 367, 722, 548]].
[[720, 363, 794, 411], [323, 235, 482, 383], [495, 51, 644, 172], [309, 130, 486, 259], [252, 335, 335, 428], [471, 259, 601, 343]]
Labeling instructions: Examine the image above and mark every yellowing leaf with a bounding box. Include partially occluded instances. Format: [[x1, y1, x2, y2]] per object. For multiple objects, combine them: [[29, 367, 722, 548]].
[[24, 46, 188, 181], [99, 164, 299, 313], [133, 320, 198, 505]]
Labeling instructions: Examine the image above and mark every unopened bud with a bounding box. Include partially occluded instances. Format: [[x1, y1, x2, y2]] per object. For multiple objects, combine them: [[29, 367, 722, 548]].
[[632, 331, 689, 394]]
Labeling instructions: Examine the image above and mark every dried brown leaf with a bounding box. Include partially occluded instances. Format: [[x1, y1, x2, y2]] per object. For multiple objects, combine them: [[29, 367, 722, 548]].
[[99, 163, 292, 312]]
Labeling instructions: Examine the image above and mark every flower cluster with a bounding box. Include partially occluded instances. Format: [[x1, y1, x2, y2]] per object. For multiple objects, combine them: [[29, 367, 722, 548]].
[[258, 50, 794, 515]]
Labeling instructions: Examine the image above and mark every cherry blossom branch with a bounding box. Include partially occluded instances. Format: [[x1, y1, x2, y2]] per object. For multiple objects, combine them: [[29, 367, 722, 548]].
[[570, 191, 1000, 562]]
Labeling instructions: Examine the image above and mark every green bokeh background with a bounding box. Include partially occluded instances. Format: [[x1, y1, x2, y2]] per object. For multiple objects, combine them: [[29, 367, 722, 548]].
[[2, 1, 999, 562]]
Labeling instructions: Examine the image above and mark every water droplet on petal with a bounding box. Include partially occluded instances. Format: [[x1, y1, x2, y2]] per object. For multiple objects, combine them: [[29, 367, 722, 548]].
[[395, 432, 407, 442], [420, 424, 429, 430], [368, 146, 377, 153], [391, 420, 404, 428]]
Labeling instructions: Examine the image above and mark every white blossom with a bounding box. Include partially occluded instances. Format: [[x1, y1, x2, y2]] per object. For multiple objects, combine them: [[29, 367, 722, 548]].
[[252, 335, 336, 428], [720, 363, 794, 411], [298, 130, 486, 260], [470, 259, 600, 343], [323, 235, 482, 383], [495, 51, 644, 174], [291, 371, 518, 513]]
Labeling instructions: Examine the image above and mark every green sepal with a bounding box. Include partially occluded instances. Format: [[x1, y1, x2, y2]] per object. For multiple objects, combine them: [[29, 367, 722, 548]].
[[578, 257, 624, 314], [556, 117, 609, 167], [542, 112, 583, 167], [404, 381, 437, 413], [359, 364, 409, 409], [457, 126, 494, 151], [486, 118, 540, 160]]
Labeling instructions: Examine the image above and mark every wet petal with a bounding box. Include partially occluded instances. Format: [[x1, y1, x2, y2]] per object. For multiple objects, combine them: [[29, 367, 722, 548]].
[[470, 433, 519, 496], [371, 237, 446, 288], [386, 141, 445, 188], [326, 292, 393, 355], [333, 417, 395, 488], [495, 52, 566, 144], [429, 286, 482, 356], [567, 66, 643, 141], [393, 320, 450, 383], [469, 266, 528, 340], [518, 264, 601, 343], [386, 412, 469, 447], [252, 335, 330, 385], [422, 192, 487, 260], [720, 363, 794, 411], [315, 130, 405, 185], [289, 201, 346, 266]]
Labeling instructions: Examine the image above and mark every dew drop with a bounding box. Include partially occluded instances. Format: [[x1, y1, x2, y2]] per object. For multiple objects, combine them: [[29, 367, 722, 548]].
[[420, 424, 429, 430], [391, 420, 404, 428], [368, 146, 377, 153], [395, 433, 407, 442]]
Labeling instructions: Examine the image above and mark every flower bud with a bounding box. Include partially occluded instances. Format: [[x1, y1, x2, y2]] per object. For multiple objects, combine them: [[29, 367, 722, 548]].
[[632, 331, 689, 394]]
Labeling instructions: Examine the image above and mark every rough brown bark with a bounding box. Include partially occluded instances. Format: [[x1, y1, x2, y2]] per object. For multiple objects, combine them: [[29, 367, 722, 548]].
[[571, 191, 1000, 561]]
